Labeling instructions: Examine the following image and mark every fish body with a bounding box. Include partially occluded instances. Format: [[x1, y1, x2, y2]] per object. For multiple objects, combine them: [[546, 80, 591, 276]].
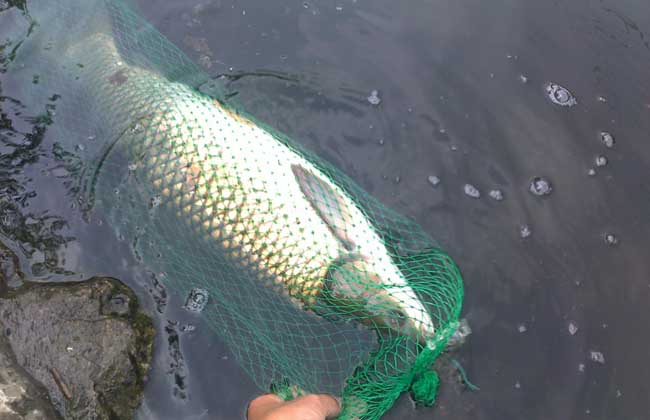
[[60, 32, 436, 340]]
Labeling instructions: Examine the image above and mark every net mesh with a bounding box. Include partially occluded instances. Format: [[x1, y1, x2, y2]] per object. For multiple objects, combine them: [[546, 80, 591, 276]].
[[3, 1, 464, 418]]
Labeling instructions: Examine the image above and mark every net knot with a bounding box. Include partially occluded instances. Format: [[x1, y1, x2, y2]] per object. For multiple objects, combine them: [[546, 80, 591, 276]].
[[410, 370, 440, 406]]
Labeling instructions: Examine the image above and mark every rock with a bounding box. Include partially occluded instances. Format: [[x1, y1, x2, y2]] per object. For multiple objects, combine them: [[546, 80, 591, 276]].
[[0, 275, 155, 420], [0, 332, 62, 419]]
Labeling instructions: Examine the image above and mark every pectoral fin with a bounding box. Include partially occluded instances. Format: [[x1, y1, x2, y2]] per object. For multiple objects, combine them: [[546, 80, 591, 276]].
[[291, 164, 356, 251]]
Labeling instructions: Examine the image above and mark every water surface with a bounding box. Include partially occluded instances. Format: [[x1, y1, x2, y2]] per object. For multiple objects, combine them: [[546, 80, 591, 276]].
[[1, 0, 650, 419]]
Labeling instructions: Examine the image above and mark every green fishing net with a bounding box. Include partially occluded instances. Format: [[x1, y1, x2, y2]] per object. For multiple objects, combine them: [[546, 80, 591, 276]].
[[2, 1, 464, 418]]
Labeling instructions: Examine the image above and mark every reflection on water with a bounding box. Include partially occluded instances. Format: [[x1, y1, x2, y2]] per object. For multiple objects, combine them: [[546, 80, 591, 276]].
[[2, 0, 650, 419]]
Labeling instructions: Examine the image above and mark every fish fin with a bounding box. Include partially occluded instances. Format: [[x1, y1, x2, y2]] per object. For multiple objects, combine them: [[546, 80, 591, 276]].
[[291, 164, 356, 251]]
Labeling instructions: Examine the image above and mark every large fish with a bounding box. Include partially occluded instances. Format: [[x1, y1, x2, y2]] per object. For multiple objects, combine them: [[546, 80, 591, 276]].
[[58, 29, 439, 342]]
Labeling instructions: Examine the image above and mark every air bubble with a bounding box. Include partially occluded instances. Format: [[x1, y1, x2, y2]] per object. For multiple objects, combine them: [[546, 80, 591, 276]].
[[604, 233, 618, 246], [489, 189, 504, 201], [150, 195, 162, 209], [600, 131, 615, 148], [463, 184, 480, 199], [184, 288, 209, 313], [427, 175, 440, 187], [568, 321, 578, 335], [545, 82, 577, 107], [589, 350, 605, 364], [595, 155, 608, 167], [529, 177, 552, 196], [367, 90, 381, 106]]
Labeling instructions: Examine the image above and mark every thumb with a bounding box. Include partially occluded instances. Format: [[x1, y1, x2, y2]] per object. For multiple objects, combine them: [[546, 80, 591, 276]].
[[291, 394, 341, 419]]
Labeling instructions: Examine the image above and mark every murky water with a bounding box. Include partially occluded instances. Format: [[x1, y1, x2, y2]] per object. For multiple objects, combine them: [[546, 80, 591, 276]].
[[2, 0, 650, 419]]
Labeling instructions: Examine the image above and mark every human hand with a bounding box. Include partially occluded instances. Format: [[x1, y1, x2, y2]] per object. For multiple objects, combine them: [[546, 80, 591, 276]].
[[247, 393, 341, 420]]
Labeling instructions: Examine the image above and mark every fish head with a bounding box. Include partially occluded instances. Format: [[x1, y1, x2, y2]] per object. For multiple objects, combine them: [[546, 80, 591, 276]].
[[292, 163, 436, 342], [325, 255, 436, 343]]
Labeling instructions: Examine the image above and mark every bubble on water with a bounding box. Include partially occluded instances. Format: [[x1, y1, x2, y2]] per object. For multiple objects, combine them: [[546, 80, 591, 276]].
[[529, 177, 552, 196], [589, 350, 605, 364], [463, 184, 480, 198], [568, 321, 578, 335], [545, 82, 577, 107], [150, 195, 162, 209], [180, 324, 196, 333], [489, 189, 504, 201], [184, 288, 209, 313], [604, 233, 618, 246], [587, 168, 596, 176], [427, 175, 440, 187], [520, 225, 532, 239], [367, 90, 381, 106], [600, 131, 615, 148], [595, 155, 608, 167]]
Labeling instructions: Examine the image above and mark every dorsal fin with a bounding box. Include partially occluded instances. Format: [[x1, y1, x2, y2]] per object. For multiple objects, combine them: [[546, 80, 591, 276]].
[[291, 164, 356, 251]]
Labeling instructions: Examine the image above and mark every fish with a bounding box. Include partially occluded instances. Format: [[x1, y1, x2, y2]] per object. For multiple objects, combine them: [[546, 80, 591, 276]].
[[51, 28, 438, 341]]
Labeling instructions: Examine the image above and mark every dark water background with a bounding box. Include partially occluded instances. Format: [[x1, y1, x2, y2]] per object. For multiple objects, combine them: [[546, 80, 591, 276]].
[[2, 0, 650, 419]]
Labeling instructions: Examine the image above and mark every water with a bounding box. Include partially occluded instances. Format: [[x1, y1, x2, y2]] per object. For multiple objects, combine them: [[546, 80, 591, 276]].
[[2, 0, 650, 419]]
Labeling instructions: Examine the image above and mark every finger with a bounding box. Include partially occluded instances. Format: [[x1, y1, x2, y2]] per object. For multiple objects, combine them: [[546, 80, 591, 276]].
[[247, 393, 284, 419], [292, 394, 341, 419]]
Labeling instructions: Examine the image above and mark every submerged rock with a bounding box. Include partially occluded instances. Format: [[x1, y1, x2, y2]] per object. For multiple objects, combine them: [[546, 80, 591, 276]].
[[0, 262, 154, 419]]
